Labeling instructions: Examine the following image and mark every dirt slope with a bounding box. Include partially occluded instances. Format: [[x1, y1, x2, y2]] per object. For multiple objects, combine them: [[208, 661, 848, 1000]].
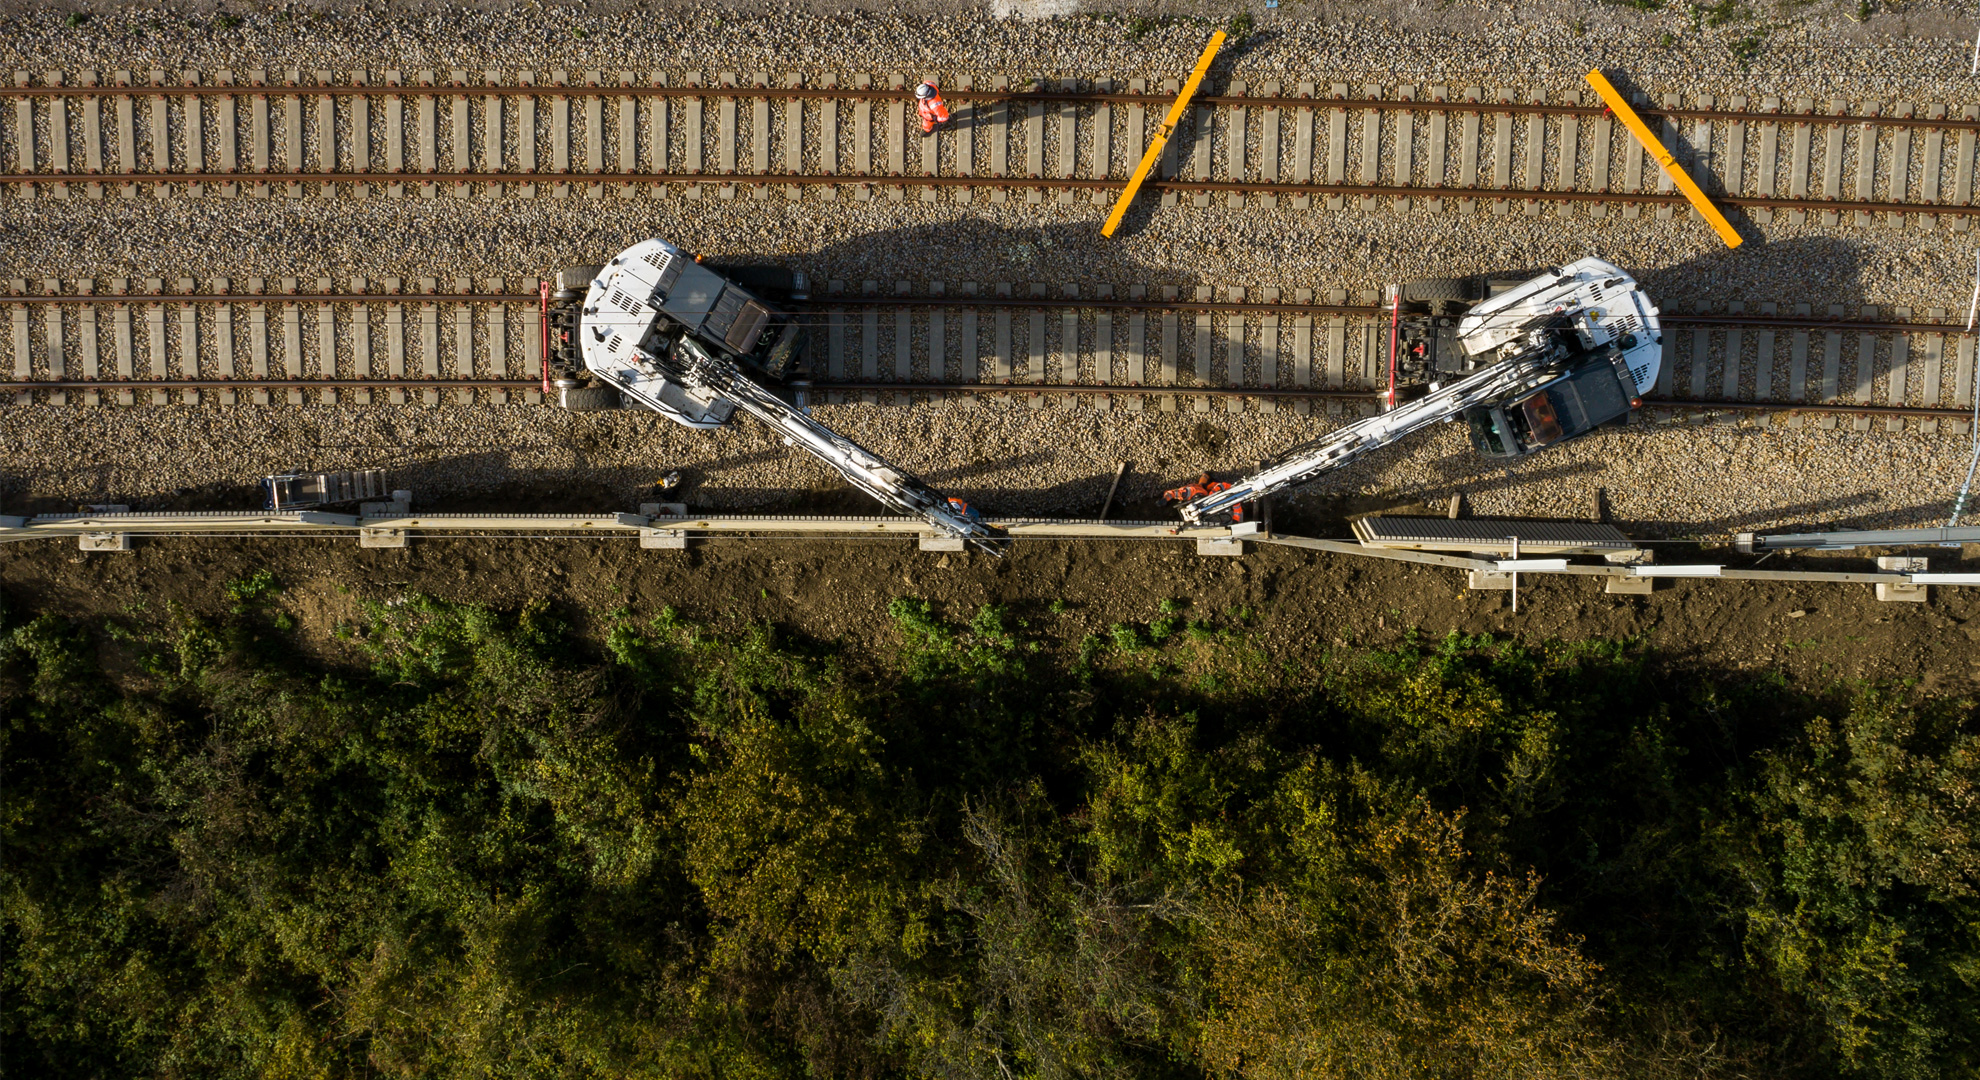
[[4, 534, 1975, 693]]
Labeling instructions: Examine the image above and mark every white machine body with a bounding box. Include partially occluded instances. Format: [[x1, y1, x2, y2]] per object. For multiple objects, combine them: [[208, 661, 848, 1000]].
[[1456, 256, 1662, 395], [568, 238, 1003, 553], [1182, 259, 1662, 523], [578, 238, 746, 429]]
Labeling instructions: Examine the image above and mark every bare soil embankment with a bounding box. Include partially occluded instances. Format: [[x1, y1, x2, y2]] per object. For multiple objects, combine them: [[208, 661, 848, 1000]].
[[4, 533, 1976, 692]]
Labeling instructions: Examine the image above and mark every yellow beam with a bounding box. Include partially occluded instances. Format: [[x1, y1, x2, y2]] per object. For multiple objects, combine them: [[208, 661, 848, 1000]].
[[1101, 32, 1226, 238], [1584, 69, 1743, 249]]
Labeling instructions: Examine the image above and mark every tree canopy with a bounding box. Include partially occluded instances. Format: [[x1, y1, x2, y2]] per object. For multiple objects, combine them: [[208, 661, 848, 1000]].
[[3, 582, 1975, 1079]]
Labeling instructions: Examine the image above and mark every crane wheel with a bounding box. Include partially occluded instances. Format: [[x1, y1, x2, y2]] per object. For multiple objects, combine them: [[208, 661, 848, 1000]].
[[1400, 277, 1472, 302], [554, 265, 605, 300], [559, 385, 620, 411]]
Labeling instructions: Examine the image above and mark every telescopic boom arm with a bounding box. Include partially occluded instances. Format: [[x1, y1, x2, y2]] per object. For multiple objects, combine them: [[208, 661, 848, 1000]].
[[1180, 258, 1662, 524], [1179, 345, 1568, 524], [665, 337, 1005, 554]]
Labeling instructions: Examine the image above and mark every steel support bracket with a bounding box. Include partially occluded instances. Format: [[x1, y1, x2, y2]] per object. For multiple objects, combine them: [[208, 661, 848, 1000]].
[[1467, 569, 1515, 590], [359, 527, 408, 549]]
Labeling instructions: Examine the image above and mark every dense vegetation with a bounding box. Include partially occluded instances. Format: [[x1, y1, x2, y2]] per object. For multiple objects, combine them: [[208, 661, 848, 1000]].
[[3, 579, 1976, 1080]]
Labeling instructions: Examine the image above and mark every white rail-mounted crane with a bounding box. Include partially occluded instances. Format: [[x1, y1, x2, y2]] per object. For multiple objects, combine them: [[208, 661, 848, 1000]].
[[1180, 258, 1663, 524], [546, 238, 1004, 555]]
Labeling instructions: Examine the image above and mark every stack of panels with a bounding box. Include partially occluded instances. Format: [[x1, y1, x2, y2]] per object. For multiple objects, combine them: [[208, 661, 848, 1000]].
[[1352, 515, 1632, 554], [318, 470, 388, 504]]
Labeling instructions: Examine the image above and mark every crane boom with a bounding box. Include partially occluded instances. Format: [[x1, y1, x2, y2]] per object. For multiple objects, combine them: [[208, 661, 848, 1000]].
[[1180, 258, 1663, 524], [562, 238, 1004, 556], [662, 336, 1005, 554], [1180, 346, 1568, 523]]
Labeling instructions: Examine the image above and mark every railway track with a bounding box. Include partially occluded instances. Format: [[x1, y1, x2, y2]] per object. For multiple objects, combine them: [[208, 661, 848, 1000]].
[[4, 284, 1974, 430], [3, 70, 1978, 222]]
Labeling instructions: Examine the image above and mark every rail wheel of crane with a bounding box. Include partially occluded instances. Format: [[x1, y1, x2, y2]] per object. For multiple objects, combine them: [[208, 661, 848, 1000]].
[[559, 384, 620, 411]]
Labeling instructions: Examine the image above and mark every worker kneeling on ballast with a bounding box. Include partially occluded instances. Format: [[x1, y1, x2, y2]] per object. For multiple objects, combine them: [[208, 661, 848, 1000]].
[[1163, 473, 1245, 524]]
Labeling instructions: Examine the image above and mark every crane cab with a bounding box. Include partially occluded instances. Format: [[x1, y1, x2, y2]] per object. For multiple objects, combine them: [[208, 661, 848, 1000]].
[[1464, 347, 1642, 458]]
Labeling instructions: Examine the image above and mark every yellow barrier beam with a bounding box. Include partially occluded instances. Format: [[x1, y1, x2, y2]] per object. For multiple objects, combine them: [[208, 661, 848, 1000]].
[[1102, 32, 1226, 238], [1585, 69, 1742, 249]]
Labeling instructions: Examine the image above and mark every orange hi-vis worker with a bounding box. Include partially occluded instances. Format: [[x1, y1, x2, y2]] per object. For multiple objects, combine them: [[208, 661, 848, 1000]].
[[945, 496, 984, 525], [915, 81, 951, 134], [1161, 473, 1244, 523], [1163, 473, 1213, 504]]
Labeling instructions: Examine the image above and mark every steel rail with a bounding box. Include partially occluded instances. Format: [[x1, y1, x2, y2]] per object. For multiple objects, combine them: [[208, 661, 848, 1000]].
[[0, 292, 1407, 320], [1, 292, 1390, 315], [0, 82, 1972, 132], [1660, 314, 1972, 331], [3, 375, 1971, 419], [1, 292, 1969, 335], [4, 378, 536, 389], [795, 381, 1980, 419], [0, 293, 546, 305], [6, 169, 1970, 217]]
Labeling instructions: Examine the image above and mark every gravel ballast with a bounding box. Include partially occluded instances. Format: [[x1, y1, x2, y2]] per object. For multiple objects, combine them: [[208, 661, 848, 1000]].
[[3, 4, 1978, 540], [5, 398, 1971, 541]]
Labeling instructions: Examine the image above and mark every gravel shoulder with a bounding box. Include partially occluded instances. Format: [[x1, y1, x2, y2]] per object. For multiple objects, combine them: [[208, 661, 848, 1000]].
[[3, 395, 1970, 541], [4, 4, 1978, 544], [2, 1, 1977, 86]]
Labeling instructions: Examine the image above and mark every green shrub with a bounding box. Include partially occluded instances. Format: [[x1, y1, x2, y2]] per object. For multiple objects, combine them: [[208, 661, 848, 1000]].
[[3, 587, 1974, 1079]]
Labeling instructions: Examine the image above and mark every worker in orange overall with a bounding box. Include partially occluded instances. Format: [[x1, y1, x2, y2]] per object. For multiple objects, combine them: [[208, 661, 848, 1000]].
[[945, 496, 983, 525], [915, 81, 951, 135], [1162, 473, 1244, 523], [1163, 473, 1211, 505]]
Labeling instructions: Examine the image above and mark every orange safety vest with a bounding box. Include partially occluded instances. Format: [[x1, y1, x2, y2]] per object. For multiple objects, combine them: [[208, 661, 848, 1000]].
[[1202, 481, 1245, 523], [917, 88, 951, 131], [1164, 479, 1244, 522]]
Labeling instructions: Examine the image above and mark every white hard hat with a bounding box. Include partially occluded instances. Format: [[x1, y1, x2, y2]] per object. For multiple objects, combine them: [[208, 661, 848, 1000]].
[[915, 82, 935, 99]]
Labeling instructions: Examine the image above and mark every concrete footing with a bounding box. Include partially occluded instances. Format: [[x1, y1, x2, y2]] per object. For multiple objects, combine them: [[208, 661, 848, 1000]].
[[78, 531, 132, 552], [1875, 556, 1929, 602]]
